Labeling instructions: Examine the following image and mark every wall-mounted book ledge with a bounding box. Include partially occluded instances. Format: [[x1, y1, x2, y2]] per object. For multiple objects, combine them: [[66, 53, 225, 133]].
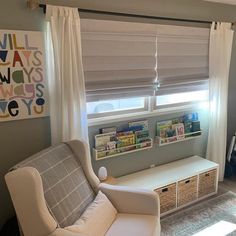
[[156, 131, 202, 146], [93, 138, 153, 160], [156, 112, 202, 146], [93, 120, 152, 161]]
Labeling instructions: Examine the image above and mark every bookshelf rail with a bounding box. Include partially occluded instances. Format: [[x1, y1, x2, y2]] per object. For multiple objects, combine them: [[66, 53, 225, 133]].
[[156, 131, 202, 146], [93, 138, 153, 160]]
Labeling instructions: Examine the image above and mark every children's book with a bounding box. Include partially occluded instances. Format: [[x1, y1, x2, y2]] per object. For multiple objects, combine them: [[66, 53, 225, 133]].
[[129, 120, 149, 130], [95, 132, 116, 148], [172, 123, 185, 140]]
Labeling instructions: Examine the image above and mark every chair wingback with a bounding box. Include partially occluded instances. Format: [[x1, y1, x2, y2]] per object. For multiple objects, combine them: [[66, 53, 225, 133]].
[[10, 141, 96, 228]]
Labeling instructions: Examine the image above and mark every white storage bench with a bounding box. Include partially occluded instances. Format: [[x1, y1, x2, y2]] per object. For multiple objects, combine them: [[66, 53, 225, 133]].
[[115, 156, 219, 216]]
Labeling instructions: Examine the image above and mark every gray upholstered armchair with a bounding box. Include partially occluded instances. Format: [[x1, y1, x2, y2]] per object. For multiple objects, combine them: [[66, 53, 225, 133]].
[[5, 140, 160, 236]]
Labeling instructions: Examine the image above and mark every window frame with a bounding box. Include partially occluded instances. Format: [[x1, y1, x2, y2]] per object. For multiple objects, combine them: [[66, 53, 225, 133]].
[[154, 90, 209, 111], [154, 101, 202, 111], [87, 97, 149, 119], [87, 90, 209, 124]]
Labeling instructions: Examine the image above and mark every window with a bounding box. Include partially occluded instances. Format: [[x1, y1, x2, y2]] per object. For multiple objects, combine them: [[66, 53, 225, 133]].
[[81, 19, 210, 120], [87, 97, 147, 118], [87, 91, 209, 119], [156, 90, 209, 108]]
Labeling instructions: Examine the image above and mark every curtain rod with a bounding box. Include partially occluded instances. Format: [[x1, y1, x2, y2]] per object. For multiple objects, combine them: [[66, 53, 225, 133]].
[[38, 4, 212, 25]]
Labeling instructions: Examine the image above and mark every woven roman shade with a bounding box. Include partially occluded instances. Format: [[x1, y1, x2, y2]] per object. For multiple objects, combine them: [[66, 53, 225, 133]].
[[81, 19, 210, 102], [155, 24, 210, 96]]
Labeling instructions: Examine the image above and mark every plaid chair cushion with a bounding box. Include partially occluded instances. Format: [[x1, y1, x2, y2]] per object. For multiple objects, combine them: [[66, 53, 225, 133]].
[[12, 143, 95, 227]]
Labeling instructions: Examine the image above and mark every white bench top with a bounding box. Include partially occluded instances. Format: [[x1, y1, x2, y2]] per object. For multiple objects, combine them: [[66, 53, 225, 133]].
[[115, 156, 218, 190]]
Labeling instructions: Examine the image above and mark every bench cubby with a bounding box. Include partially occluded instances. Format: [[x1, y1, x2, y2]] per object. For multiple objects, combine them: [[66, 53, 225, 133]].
[[115, 156, 219, 216]]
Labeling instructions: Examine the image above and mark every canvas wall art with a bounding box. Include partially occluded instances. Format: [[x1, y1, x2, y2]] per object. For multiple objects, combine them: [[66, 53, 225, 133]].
[[0, 29, 48, 122]]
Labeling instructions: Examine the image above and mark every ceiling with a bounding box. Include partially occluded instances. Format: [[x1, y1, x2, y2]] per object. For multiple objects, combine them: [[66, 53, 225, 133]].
[[204, 0, 236, 5]]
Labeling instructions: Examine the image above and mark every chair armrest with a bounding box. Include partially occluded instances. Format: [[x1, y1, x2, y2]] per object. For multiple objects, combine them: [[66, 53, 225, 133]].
[[99, 183, 160, 216], [5, 167, 57, 236], [48, 229, 85, 236]]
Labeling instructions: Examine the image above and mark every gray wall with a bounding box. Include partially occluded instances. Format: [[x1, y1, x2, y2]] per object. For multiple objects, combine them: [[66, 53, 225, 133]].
[[0, 0, 50, 229], [1, 0, 236, 229]]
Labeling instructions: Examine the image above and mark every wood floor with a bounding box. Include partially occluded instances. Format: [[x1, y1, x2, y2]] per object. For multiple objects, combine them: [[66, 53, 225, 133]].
[[219, 175, 236, 193]]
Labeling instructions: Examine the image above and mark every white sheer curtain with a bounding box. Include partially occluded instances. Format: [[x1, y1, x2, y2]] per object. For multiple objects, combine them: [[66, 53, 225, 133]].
[[45, 5, 88, 144], [206, 22, 234, 181]]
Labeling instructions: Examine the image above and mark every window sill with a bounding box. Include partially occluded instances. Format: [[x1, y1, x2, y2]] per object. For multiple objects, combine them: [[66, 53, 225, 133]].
[[88, 103, 208, 127]]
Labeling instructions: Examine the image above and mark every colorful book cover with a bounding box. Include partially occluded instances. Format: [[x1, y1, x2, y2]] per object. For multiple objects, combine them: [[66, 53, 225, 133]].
[[192, 121, 201, 132], [157, 120, 172, 140], [122, 125, 143, 132], [117, 134, 135, 148], [135, 130, 150, 148], [95, 131, 116, 148], [129, 120, 149, 130], [183, 113, 198, 122], [99, 127, 117, 134], [135, 130, 150, 143], [172, 123, 185, 140], [172, 117, 182, 124], [106, 141, 117, 156], [157, 120, 172, 127], [184, 121, 192, 134], [117, 131, 134, 137]]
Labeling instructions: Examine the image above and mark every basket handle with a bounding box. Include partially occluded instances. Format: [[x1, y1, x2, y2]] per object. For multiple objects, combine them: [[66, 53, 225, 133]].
[[162, 187, 168, 192]]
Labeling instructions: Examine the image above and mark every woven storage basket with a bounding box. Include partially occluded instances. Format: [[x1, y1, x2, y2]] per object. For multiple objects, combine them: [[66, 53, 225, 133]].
[[155, 183, 176, 214], [177, 175, 198, 207], [198, 169, 217, 198]]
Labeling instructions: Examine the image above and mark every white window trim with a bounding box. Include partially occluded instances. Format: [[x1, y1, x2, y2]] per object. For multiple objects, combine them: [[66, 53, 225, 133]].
[[88, 102, 208, 127]]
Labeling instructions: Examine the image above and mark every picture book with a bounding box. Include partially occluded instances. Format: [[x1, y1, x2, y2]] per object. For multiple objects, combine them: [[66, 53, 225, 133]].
[[135, 130, 150, 143], [117, 134, 135, 148], [184, 121, 192, 133], [135, 130, 150, 148], [95, 132, 116, 148], [117, 131, 134, 136], [183, 113, 198, 122], [157, 120, 172, 139], [106, 141, 117, 156], [172, 123, 185, 140], [99, 127, 117, 134], [129, 120, 149, 130]]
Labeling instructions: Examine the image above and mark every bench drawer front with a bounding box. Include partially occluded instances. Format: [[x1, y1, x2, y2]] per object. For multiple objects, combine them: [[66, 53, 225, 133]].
[[198, 169, 217, 198], [177, 176, 198, 207], [155, 183, 176, 214]]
